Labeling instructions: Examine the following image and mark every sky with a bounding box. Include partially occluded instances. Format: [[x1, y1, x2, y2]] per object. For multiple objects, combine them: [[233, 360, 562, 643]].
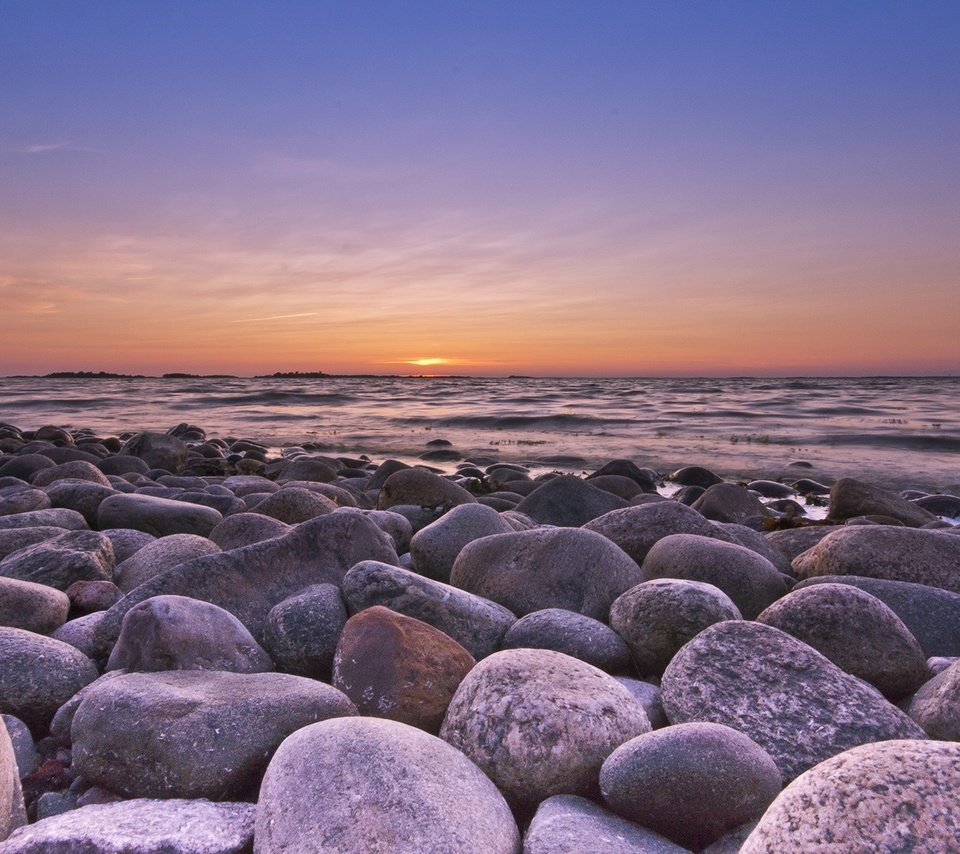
[[2, 1, 959, 377]]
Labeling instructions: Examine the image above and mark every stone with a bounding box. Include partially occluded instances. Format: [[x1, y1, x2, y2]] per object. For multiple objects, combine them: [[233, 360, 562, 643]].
[[588, 460, 658, 492], [0, 717, 26, 842], [97, 454, 151, 476], [747, 480, 798, 499], [514, 476, 629, 527], [661, 621, 925, 781], [524, 794, 688, 854], [113, 533, 221, 593], [119, 431, 189, 473], [101, 527, 155, 562], [0, 798, 254, 853], [32, 460, 112, 488], [51, 613, 107, 659], [106, 595, 273, 673], [92, 512, 398, 658], [0, 508, 87, 531], [377, 468, 476, 511], [335, 508, 412, 553], [250, 486, 337, 524], [208, 512, 290, 550], [792, 526, 960, 593], [584, 475, 645, 501], [0, 627, 98, 735], [794, 574, 960, 658], [450, 528, 642, 621], [440, 648, 650, 811], [333, 606, 475, 733], [1, 715, 39, 778], [500, 608, 631, 673], [740, 740, 960, 852], [409, 503, 515, 582], [829, 477, 938, 526], [0, 485, 49, 517], [263, 584, 346, 680], [763, 526, 837, 562], [641, 533, 788, 619], [669, 465, 723, 488], [756, 583, 928, 699], [0, 530, 114, 591], [65, 579, 123, 613], [254, 716, 519, 853], [583, 501, 734, 567], [613, 678, 668, 729], [0, 527, 65, 561], [342, 560, 516, 659], [908, 658, 960, 739], [0, 454, 56, 482], [600, 722, 782, 850], [717, 523, 794, 575], [71, 670, 356, 799], [275, 456, 337, 483], [609, 578, 742, 677], [97, 493, 223, 537], [0, 577, 70, 634], [692, 483, 774, 524]]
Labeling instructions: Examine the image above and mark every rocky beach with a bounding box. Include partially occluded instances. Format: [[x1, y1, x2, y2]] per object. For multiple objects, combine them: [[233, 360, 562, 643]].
[[1, 419, 960, 852]]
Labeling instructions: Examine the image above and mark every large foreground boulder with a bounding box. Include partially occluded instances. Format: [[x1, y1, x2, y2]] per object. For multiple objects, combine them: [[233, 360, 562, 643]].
[[254, 716, 519, 853], [439, 648, 650, 811], [0, 717, 26, 842], [450, 528, 642, 621], [0, 798, 253, 853], [92, 512, 398, 658], [71, 671, 357, 799], [792, 526, 960, 593], [660, 621, 925, 781], [741, 740, 960, 852]]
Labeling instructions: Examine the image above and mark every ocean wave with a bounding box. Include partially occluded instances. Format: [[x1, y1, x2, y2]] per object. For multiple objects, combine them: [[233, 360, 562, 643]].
[[810, 433, 960, 452], [201, 392, 357, 406], [393, 413, 622, 430]]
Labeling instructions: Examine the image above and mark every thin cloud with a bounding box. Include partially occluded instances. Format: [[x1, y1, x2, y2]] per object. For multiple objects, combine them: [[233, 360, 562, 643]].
[[16, 141, 100, 154], [229, 312, 318, 323]]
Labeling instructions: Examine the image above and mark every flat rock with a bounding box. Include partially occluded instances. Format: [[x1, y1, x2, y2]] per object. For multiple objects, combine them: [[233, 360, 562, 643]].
[[609, 578, 742, 677], [500, 608, 631, 673], [71, 670, 356, 799], [114, 533, 221, 593], [515, 476, 628, 526], [106, 594, 273, 673], [97, 493, 223, 537], [0, 627, 98, 735], [0, 798, 254, 853], [263, 584, 346, 680], [524, 794, 688, 854], [333, 606, 475, 733], [439, 648, 650, 810], [641, 533, 787, 619], [740, 740, 960, 852], [0, 530, 114, 591], [756, 582, 928, 699], [92, 512, 398, 659], [583, 501, 734, 567], [600, 722, 782, 850], [409, 503, 515, 582], [829, 477, 938, 526], [792, 526, 960, 593], [254, 716, 519, 853], [450, 528, 642, 621], [660, 621, 925, 781], [0, 577, 70, 634], [342, 560, 516, 659]]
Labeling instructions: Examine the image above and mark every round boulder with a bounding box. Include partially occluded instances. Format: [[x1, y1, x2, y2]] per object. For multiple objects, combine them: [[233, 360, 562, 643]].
[[409, 503, 515, 582], [439, 648, 650, 810], [105, 595, 273, 674], [515, 476, 628, 527], [377, 468, 476, 511], [263, 584, 346, 680], [0, 577, 70, 635], [114, 533, 221, 593], [255, 716, 519, 853], [600, 722, 782, 850], [756, 582, 928, 699], [609, 579, 741, 677], [450, 528, 642, 621], [208, 512, 290, 550], [740, 740, 960, 852], [908, 658, 960, 739]]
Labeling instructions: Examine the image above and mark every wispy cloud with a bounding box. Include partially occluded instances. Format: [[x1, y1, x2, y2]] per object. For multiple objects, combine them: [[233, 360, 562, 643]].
[[229, 312, 318, 323], [16, 141, 100, 154]]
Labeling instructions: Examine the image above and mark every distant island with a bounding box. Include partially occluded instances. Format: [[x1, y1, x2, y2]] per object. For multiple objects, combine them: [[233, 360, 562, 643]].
[[254, 371, 329, 378], [43, 371, 148, 379]]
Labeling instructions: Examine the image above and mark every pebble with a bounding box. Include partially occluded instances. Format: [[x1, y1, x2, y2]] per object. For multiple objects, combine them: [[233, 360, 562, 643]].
[[0, 423, 957, 849]]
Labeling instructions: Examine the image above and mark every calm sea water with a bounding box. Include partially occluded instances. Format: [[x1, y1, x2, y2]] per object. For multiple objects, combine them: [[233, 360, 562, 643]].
[[1, 376, 958, 490]]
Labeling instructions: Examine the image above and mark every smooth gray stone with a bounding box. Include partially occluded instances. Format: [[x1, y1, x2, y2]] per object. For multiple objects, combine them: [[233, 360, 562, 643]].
[[409, 503, 515, 582], [501, 608, 631, 673], [97, 493, 223, 537], [829, 477, 938, 527], [0, 509, 87, 530], [515, 475, 628, 527], [113, 533, 221, 593], [0, 530, 114, 591]]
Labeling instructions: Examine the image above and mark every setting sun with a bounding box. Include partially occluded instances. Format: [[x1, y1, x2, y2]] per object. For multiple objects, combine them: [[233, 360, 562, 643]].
[[407, 358, 450, 367]]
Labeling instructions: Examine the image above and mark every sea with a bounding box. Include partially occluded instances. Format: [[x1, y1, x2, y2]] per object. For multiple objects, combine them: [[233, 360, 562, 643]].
[[1, 375, 959, 492]]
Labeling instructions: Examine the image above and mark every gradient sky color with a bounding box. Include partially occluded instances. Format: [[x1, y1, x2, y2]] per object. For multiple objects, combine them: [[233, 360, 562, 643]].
[[2, 1, 959, 376]]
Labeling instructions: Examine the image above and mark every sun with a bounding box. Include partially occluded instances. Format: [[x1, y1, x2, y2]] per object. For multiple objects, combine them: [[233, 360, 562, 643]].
[[406, 358, 450, 367]]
